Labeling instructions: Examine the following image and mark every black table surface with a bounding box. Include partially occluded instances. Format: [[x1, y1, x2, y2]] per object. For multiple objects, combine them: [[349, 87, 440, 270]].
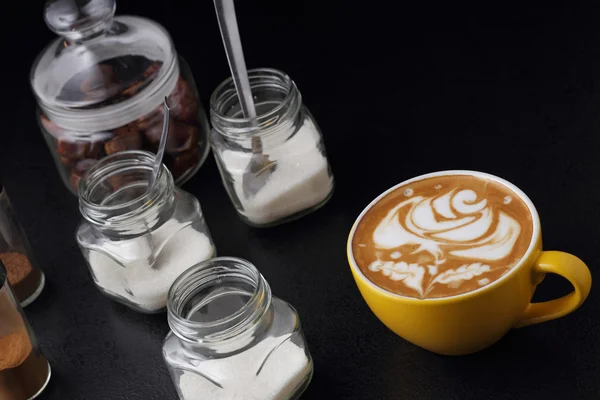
[[3, 1, 600, 399]]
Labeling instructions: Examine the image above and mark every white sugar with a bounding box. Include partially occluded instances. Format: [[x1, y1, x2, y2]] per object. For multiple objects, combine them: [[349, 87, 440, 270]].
[[220, 119, 333, 225], [87, 221, 215, 312], [177, 336, 311, 400]]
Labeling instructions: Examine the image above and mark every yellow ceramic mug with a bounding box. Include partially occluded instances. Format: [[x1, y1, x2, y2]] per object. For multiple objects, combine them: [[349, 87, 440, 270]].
[[347, 170, 592, 355]]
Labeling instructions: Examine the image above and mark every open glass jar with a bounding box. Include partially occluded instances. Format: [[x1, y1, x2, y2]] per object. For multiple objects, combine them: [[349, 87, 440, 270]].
[[163, 257, 313, 400], [31, 0, 210, 194], [76, 151, 216, 313], [210, 68, 334, 227]]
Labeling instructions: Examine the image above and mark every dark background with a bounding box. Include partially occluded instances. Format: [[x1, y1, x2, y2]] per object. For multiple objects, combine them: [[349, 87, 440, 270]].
[[2, 1, 600, 399]]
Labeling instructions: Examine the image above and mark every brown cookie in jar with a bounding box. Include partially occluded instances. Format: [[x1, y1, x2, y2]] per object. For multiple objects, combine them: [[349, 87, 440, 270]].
[[81, 64, 115, 94], [167, 120, 199, 153], [70, 159, 98, 191], [80, 64, 121, 104], [135, 78, 199, 133], [143, 119, 199, 154], [104, 124, 143, 155], [122, 80, 146, 98], [57, 138, 105, 166], [169, 147, 200, 179], [134, 106, 164, 132], [57, 139, 88, 160], [39, 114, 63, 138], [121, 61, 162, 98], [167, 78, 199, 123], [143, 61, 162, 80]]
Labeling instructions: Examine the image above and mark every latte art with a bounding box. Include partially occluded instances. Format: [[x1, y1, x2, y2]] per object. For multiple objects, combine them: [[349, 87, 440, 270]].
[[374, 189, 521, 263], [352, 175, 534, 298]]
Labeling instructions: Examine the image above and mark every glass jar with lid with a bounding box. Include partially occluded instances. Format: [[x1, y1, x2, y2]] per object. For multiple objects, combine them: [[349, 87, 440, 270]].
[[76, 150, 216, 313], [210, 68, 335, 227], [163, 257, 313, 400], [31, 0, 210, 194]]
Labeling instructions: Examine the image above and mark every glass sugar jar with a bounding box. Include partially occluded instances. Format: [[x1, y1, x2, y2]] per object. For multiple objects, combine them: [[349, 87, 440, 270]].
[[76, 150, 216, 313], [210, 68, 335, 227], [30, 0, 210, 194], [163, 257, 313, 400]]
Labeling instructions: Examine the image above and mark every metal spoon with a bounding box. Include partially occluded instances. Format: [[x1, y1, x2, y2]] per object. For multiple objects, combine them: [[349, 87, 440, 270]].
[[214, 0, 274, 198], [150, 97, 170, 188]]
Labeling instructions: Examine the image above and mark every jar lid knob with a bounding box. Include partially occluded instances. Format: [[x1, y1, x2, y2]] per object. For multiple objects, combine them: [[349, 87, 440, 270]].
[[44, 0, 116, 41]]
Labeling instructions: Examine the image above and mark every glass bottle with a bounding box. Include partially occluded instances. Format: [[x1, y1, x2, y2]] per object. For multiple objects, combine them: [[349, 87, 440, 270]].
[[163, 257, 313, 400], [0, 260, 51, 399], [210, 68, 334, 227], [76, 150, 216, 313], [30, 0, 210, 194], [0, 185, 45, 307]]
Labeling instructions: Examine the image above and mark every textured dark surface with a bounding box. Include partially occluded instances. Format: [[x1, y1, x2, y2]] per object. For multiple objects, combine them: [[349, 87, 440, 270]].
[[2, 1, 600, 399]]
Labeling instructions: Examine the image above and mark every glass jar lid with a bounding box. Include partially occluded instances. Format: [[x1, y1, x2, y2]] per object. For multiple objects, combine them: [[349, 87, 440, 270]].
[[31, 0, 179, 132]]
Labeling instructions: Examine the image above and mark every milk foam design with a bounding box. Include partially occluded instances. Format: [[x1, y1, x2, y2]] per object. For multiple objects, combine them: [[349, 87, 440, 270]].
[[368, 187, 522, 297]]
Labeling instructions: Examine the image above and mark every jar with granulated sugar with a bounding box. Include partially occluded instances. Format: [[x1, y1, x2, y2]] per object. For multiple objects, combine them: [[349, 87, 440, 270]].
[[0, 185, 45, 307], [209, 68, 335, 227], [31, 0, 210, 194], [76, 150, 216, 314], [163, 257, 313, 400]]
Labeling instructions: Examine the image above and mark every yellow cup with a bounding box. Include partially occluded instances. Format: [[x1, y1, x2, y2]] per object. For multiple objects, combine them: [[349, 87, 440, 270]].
[[347, 170, 592, 355]]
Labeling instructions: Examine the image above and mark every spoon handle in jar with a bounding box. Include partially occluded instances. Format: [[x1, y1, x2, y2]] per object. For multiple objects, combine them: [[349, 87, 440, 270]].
[[150, 98, 170, 188], [214, 0, 257, 119]]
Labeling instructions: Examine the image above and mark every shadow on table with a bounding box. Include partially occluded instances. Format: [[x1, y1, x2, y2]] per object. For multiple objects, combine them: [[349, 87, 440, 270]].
[[430, 328, 579, 397]]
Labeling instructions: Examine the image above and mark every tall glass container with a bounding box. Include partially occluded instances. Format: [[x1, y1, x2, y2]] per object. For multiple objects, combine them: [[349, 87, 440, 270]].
[[0, 260, 51, 399]]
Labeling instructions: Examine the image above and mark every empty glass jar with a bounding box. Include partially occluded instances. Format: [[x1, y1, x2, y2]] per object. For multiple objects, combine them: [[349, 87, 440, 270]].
[[31, 0, 210, 194], [163, 257, 313, 400], [0, 185, 45, 307], [0, 260, 51, 399], [210, 68, 334, 227], [76, 150, 216, 313]]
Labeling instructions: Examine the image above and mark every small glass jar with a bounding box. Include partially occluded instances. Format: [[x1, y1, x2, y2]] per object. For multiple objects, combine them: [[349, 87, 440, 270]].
[[0, 186, 45, 307], [210, 68, 334, 227], [163, 257, 313, 400], [76, 150, 216, 313], [0, 260, 51, 399], [31, 0, 210, 194]]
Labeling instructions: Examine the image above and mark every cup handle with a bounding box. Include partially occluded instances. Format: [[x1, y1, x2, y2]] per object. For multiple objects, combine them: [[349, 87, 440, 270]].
[[515, 251, 592, 328]]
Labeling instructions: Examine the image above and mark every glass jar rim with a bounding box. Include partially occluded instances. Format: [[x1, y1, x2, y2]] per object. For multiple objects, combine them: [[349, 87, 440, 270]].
[[167, 257, 272, 343], [209, 68, 301, 139], [78, 150, 172, 226]]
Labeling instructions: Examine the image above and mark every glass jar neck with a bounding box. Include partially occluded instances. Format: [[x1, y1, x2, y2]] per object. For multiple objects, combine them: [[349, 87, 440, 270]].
[[210, 68, 302, 141], [78, 150, 175, 237], [167, 257, 273, 353]]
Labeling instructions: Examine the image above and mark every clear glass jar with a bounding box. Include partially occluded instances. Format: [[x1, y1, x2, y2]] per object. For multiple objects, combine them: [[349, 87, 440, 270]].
[[0, 260, 51, 399], [76, 150, 216, 313], [0, 186, 45, 307], [210, 68, 334, 227], [31, 0, 210, 194], [163, 257, 313, 400]]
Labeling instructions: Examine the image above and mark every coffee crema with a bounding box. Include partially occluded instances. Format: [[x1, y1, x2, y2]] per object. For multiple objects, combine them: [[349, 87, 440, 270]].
[[352, 175, 534, 298]]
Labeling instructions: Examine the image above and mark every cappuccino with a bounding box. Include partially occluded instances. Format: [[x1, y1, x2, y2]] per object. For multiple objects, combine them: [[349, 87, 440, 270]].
[[351, 175, 534, 298]]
